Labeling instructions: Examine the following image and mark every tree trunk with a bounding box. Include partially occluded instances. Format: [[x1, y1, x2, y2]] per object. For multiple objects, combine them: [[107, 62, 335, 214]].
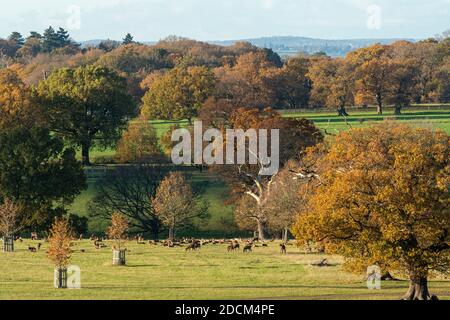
[[81, 141, 91, 166], [168, 227, 174, 241], [394, 105, 402, 115], [283, 228, 289, 243], [402, 275, 433, 300], [256, 219, 266, 241], [152, 227, 159, 241], [337, 106, 349, 117], [376, 94, 383, 115]]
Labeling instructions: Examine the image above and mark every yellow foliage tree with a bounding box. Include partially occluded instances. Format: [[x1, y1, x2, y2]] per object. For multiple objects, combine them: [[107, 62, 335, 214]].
[[47, 219, 73, 268], [115, 120, 161, 163], [293, 124, 449, 300]]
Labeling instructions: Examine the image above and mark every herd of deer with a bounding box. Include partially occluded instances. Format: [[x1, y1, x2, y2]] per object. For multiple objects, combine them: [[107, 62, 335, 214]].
[[16, 233, 291, 254]]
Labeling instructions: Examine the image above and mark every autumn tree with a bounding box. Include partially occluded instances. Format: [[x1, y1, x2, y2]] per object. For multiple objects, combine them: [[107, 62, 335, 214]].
[[47, 218, 74, 268], [265, 161, 308, 241], [36, 65, 136, 165], [214, 51, 280, 109], [265, 56, 312, 109], [308, 56, 355, 115], [141, 66, 216, 124], [107, 213, 129, 250], [0, 68, 42, 128], [349, 44, 396, 114], [214, 108, 323, 240], [96, 44, 172, 100], [152, 172, 209, 240], [115, 120, 161, 163], [0, 198, 23, 238], [293, 124, 449, 300]]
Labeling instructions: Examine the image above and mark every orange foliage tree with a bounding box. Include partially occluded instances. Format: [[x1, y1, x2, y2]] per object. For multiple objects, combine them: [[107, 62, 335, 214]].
[[47, 219, 74, 268], [107, 213, 129, 250], [293, 124, 449, 300]]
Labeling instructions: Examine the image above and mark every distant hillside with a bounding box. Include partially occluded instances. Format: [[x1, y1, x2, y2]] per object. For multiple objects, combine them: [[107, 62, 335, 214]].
[[81, 36, 416, 57], [210, 36, 416, 57]]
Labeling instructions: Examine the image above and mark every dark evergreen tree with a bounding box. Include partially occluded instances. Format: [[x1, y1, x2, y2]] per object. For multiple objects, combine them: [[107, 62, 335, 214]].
[[42, 26, 60, 52], [122, 33, 134, 45], [8, 32, 25, 47]]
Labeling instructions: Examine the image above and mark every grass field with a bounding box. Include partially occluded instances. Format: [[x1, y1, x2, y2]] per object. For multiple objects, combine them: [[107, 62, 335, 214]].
[[1, 240, 449, 300]]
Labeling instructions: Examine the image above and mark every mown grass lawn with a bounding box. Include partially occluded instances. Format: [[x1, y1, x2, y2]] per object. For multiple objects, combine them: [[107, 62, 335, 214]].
[[1, 240, 449, 300]]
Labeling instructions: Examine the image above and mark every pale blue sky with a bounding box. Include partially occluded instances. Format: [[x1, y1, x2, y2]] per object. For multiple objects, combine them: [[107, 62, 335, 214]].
[[1, 0, 449, 41]]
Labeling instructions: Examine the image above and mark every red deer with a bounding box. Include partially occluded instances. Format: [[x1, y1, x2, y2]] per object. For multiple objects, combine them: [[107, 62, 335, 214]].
[[31, 232, 38, 240], [185, 240, 201, 251], [28, 245, 37, 253], [280, 243, 287, 254], [243, 243, 253, 253]]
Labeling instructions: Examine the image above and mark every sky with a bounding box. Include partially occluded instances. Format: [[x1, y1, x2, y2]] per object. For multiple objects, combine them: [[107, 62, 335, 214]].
[[0, 0, 449, 41]]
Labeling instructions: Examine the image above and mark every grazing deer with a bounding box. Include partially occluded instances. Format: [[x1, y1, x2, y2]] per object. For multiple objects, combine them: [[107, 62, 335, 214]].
[[243, 243, 253, 253], [280, 243, 287, 254], [28, 245, 37, 253], [31, 232, 38, 240], [185, 240, 201, 251], [227, 241, 240, 252]]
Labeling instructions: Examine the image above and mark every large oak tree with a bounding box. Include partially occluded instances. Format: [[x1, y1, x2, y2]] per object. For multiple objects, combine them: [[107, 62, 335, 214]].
[[293, 124, 449, 300], [36, 65, 136, 165]]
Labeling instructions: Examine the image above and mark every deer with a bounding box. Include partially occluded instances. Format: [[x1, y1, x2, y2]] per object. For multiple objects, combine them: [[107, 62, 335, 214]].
[[185, 240, 201, 251], [31, 232, 38, 241], [280, 243, 287, 254], [227, 241, 240, 252], [243, 243, 253, 253], [28, 245, 37, 253]]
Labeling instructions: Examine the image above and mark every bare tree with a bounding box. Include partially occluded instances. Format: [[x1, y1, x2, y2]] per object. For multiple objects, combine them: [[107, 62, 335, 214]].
[[88, 165, 165, 239]]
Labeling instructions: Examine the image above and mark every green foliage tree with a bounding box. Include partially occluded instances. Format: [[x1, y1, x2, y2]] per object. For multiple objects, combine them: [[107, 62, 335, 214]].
[[0, 126, 86, 229], [36, 65, 136, 165], [141, 66, 216, 123]]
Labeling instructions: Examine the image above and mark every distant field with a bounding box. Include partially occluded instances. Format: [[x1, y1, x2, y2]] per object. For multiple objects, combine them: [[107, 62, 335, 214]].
[[83, 108, 450, 163], [69, 108, 450, 235], [1, 240, 449, 300], [286, 108, 450, 134]]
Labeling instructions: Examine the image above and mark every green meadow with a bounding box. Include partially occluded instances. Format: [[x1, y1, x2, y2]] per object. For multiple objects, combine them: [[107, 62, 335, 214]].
[[1, 240, 448, 300]]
